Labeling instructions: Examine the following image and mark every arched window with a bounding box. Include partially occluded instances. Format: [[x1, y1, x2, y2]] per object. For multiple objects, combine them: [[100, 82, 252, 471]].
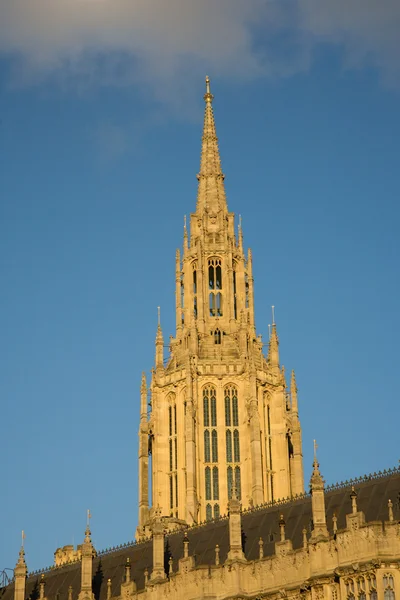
[[214, 504, 220, 519], [368, 576, 377, 600], [211, 393, 217, 426], [227, 466, 233, 500], [214, 328, 221, 344], [226, 430, 232, 463], [233, 429, 240, 462], [225, 386, 240, 498], [235, 466, 241, 500], [203, 394, 210, 427], [205, 467, 211, 500], [204, 430, 210, 463], [208, 258, 223, 316], [225, 396, 231, 426], [384, 575, 395, 600], [232, 394, 238, 426], [212, 430, 218, 462], [203, 385, 218, 519], [213, 467, 219, 500], [358, 579, 366, 600], [346, 580, 355, 600], [168, 395, 178, 514], [206, 504, 212, 521]]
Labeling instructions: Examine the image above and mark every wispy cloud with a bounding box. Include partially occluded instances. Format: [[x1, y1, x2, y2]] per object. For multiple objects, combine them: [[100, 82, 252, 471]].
[[0, 0, 399, 94]]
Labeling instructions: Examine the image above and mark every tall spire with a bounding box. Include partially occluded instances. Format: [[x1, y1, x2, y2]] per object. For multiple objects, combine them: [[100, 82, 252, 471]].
[[196, 76, 227, 214]]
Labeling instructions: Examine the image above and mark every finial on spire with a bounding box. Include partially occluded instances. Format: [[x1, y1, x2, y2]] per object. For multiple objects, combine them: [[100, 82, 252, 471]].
[[204, 76, 213, 102], [157, 306, 161, 327], [388, 499, 394, 522], [272, 305, 275, 325], [84, 510, 92, 542], [313, 439, 318, 464], [21, 530, 26, 549], [350, 486, 358, 514]]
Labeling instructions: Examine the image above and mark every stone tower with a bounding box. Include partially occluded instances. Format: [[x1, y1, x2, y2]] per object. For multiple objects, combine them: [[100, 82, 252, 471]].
[[136, 77, 304, 539]]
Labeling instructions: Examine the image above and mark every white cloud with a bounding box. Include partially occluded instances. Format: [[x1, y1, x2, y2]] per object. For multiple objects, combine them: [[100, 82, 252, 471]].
[[0, 0, 399, 93]]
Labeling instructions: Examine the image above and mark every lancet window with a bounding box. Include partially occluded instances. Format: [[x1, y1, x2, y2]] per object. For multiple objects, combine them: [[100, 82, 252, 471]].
[[358, 579, 366, 600], [225, 385, 241, 500], [208, 258, 223, 317], [203, 386, 219, 519], [168, 396, 178, 516], [368, 576, 378, 600], [384, 574, 395, 600]]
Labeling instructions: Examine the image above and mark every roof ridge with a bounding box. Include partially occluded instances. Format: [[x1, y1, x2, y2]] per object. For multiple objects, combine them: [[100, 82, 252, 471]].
[[325, 464, 400, 493]]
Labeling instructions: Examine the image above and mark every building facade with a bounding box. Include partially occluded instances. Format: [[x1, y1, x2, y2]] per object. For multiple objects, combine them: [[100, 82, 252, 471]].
[[2, 78, 400, 600]]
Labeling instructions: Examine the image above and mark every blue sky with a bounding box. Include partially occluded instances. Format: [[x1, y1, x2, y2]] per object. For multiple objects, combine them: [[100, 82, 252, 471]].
[[1, 0, 400, 575]]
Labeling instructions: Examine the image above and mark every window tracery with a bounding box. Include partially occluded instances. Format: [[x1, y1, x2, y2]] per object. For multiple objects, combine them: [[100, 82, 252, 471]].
[[203, 385, 219, 518], [384, 574, 395, 600], [225, 385, 241, 500], [168, 396, 178, 515], [208, 258, 223, 316]]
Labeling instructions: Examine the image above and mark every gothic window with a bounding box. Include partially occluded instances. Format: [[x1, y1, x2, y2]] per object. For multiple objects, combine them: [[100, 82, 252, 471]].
[[206, 504, 212, 522], [214, 504, 220, 519], [203, 385, 218, 518], [226, 430, 232, 462], [232, 394, 238, 426], [346, 580, 355, 600], [209, 258, 222, 289], [209, 292, 223, 317], [369, 576, 378, 600], [203, 394, 210, 427], [169, 439, 173, 471], [204, 430, 210, 463], [227, 466, 233, 500], [205, 467, 211, 500], [211, 392, 217, 426], [209, 258, 223, 316], [225, 385, 240, 496], [358, 579, 366, 600], [212, 430, 218, 462], [233, 429, 240, 462], [384, 575, 395, 600], [169, 475, 173, 509], [214, 328, 221, 344], [213, 467, 219, 500], [235, 466, 242, 500], [168, 396, 178, 514], [225, 396, 231, 426]]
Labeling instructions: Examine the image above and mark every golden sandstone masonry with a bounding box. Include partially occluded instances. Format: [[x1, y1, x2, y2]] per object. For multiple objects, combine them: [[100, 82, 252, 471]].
[[2, 78, 400, 600]]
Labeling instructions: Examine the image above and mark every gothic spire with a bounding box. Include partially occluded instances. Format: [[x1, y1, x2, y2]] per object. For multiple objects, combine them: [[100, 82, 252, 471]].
[[196, 76, 227, 214]]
